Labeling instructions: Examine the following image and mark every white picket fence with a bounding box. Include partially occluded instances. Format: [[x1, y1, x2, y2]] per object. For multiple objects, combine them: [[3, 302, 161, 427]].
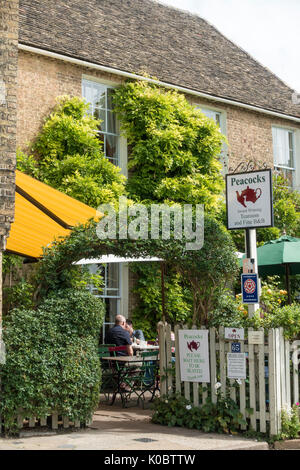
[[158, 323, 300, 436], [12, 411, 89, 432]]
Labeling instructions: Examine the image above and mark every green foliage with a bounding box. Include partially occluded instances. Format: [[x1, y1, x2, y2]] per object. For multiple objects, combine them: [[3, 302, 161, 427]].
[[262, 304, 300, 339], [3, 279, 35, 313], [113, 80, 225, 210], [130, 262, 192, 337], [152, 393, 246, 434], [208, 291, 246, 328], [0, 289, 105, 434], [174, 215, 239, 325], [17, 96, 126, 208], [16, 149, 39, 178], [280, 404, 300, 440], [35, 215, 238, 327], [208, 277, 300, 340]]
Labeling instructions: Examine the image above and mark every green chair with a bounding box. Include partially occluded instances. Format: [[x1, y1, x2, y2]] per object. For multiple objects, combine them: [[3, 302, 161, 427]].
[[98, 344, 116, 401], [122, 350, 159, 408]]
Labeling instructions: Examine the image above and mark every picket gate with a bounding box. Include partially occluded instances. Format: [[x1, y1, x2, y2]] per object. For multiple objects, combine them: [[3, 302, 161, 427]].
[[158, 323, 300, 436]]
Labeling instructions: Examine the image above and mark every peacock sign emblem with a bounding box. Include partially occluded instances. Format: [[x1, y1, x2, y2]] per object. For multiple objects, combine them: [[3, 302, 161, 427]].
[[236, 186, 262, 208]]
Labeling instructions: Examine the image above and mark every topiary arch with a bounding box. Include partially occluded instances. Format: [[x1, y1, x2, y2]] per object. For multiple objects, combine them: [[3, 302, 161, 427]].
[[36, 215, 239, 326]]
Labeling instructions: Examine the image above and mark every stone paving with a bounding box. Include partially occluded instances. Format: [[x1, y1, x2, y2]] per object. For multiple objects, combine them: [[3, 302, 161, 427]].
[[0, 399, 269, 451]]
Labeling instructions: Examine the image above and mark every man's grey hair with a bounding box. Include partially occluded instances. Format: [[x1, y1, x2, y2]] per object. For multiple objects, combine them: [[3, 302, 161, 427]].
[[115, 315, 126, 325]]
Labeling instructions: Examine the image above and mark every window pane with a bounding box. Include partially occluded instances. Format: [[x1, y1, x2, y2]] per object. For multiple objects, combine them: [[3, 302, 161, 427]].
[[93, 84, 106, 108], [201, 108, 220, 125], [107, 263, 119, 290], [82, 79, 120, 167], [83, 83, 94, 105], [107, 110, 116, 134], [106, 134, 119, 164], [107, 88, 114, 110], [94, 108, 106, 132], [272, 127, 294, 168]]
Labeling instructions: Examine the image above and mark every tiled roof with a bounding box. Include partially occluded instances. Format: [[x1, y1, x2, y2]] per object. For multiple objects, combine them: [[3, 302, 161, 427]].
[[19, 0, 300, 118]]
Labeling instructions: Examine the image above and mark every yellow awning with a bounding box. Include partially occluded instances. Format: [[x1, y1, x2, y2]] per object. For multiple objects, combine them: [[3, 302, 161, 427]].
[[6, 170, 101, 259]]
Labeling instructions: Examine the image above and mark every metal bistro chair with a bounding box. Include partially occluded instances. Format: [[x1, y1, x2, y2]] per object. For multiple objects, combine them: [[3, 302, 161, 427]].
[[107, 345, 132, 407], [98, 344, 116, 401], [122, 350, 160, 408]]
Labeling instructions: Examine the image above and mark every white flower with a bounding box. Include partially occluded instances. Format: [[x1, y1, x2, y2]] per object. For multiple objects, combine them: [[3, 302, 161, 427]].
[[186, 405, 192, 410], [215, 382, 222, 390], [165, 399, 168, 404], [236, 379, 242, 385]]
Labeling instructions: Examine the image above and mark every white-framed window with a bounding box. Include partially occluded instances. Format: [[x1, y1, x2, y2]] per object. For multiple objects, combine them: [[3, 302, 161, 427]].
[[87, 262, 121, 341], [82, 79, 120, 166], [198, 106, 227, 172], [272, 126, 295, 186], [201, 108, 221, 126]]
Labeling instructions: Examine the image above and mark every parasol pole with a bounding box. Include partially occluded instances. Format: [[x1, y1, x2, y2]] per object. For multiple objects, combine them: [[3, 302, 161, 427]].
[[285, 263, 291, 305]]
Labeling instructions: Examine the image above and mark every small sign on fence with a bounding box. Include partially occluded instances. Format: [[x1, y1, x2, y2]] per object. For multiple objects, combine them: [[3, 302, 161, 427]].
[[225, 328, 244, 340], [248, 330, 264, 345], [227, 353, 246, 379], [178, 330, 210, 383], [231, 342, 241, 353]]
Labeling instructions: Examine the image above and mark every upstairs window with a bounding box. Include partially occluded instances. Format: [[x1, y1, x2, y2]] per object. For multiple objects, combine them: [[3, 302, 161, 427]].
[[272, 127, 295, 186], [201, 108, 221, 126], [82, 79, 119, 166], [200, 107, 227, 171]]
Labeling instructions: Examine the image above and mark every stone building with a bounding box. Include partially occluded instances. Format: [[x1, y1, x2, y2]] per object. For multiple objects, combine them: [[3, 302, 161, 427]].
[[9, 0, 300, 332], [0, 0, 19, 320]]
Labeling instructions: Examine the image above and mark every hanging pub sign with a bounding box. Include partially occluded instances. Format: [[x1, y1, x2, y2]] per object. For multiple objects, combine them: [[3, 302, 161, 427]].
[[226, 169, 273, 230]]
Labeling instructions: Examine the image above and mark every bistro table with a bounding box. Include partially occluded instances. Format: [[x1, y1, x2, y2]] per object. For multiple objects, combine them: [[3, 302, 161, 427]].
[[132, 344, 159, 355], [100, 354, 159, 407]]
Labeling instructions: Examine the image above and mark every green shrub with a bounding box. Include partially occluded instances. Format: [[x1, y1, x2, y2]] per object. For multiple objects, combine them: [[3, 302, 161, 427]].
[[152, 393, 246, 434], [0, 289, 105, 434], [17, 96, 126, 209], [262, 304, 300, 339], [281, 404, 300, 440]]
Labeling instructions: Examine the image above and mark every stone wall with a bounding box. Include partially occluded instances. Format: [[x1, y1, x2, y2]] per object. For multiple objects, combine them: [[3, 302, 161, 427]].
[[17, 51, 300, 171], [17, 51, 123, 151], [0, 0, 18, 246]]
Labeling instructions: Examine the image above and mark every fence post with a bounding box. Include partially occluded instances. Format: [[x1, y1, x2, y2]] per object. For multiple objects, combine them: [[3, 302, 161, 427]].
[[275, 329, 282, 434], [158, 322, 167, 397], [269, 328, 282, 435], [248, 327, 257, 431], [258, 327, 266, 433], [219, 326, 226, 399], [209, 328, 217, 404], [291, 341, 299, 404], [174, 325, 181, 394]]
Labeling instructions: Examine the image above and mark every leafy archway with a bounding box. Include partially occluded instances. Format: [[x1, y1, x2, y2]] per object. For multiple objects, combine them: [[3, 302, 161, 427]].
[[36, 215, 239, 326]]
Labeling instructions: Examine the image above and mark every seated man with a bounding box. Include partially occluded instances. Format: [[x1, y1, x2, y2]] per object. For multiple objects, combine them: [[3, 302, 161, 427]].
[[105, 315, 133, 356], [126, 319, 145, 344]]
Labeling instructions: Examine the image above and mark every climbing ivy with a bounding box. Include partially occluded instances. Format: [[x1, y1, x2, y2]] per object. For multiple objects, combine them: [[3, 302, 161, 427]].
[[17, 96, 126, 208], [113, 80, 225, 209]]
